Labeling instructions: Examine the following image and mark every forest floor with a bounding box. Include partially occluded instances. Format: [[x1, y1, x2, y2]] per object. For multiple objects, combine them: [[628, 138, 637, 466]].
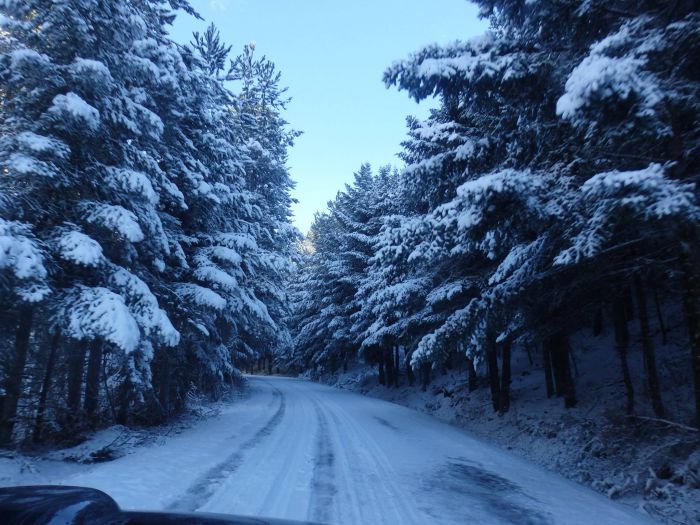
[[1, 376, 660, 525], [314, 327, 700, 525]]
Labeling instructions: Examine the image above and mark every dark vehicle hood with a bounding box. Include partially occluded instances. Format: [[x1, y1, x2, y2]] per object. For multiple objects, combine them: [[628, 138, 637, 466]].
[[0, 486, 322, 525]]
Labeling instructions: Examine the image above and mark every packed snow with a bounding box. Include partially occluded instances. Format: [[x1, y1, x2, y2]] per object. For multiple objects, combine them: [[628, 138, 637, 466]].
[[2, 377, 662, 524]]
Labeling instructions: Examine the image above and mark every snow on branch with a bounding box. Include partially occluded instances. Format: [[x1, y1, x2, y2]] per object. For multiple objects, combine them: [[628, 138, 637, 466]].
[[0, 218, 47, 282], [49, 92, 101, 130], [555, 164, 699, 265], [111, 267, 180, 347], [81, 202, 145, 242], [64, 286, 141, 352], [176, 283, 227, 310], [557, 18, 665, 126], [56, 230, 103, 266]]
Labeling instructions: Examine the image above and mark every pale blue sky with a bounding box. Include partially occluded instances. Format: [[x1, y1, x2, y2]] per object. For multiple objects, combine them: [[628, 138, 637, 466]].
[[170, 1, 486, 233]]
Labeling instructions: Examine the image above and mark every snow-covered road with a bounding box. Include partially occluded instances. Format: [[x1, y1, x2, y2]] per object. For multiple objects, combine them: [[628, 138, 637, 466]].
[[10, 376, 660, 524]]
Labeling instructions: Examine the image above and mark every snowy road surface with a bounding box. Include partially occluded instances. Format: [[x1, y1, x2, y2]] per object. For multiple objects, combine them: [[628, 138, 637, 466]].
[[11, 376, 659, 524]]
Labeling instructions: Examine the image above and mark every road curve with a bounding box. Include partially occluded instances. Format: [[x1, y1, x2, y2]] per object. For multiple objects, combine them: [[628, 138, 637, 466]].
[[181, 376, 657, 525]]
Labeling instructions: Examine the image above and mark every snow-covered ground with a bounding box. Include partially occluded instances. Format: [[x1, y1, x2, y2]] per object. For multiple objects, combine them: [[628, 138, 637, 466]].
[[1, 376, 661, 524]]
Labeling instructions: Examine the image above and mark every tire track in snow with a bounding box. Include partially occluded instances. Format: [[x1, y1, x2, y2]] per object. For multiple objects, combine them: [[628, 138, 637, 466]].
[[307, 402, 337, 524], [168, 383, 286, 512], [312, 392, 422, 525], [327, 407, 422, 525]]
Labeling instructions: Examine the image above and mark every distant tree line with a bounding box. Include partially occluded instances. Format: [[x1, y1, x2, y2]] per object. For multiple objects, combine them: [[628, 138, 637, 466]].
[[287, 1, 700, 427], [0, 2, 297, 446]]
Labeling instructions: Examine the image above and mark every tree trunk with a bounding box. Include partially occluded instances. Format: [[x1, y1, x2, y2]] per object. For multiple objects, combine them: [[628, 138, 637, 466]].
[[0, 306, 34, 445], [486, 339, 500, 412], [420, 362, 431, 391], [592, 306, 604, 336], [499, 339, 512, 413], [652, 284, 668, 345], [66, 340, 88, 417], [384, 349, 394, 388], [543, 342, 555, 398], [562, 344, 577, 408], [634, 274, 665, 417], [158, 354, 171, 417], [378, 359, 386, 386], [117, 379, 131, 425], [624, 287, 635, 321], [406, 351, 415, 387], [103, 351, 117, 424], [84, 341, 103, 423], [550, 333, 577, 408], [550, 338, 564, 398], [33, 331, 60, 443], [467, 358, 477, 392], [393, 346, 400, 387], [613, 296, 635, 415], [680, 233, 700, 428]]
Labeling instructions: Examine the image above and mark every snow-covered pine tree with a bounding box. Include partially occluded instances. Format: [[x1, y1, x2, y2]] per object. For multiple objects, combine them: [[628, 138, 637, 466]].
[[0, 3, 298, 443], [289, 165, 399, 377], [382, 8, 580, 410], [0, 0, 191, 438], [226, 42, 300, 373], [380, 0, 700, 417], [550, 2, 700, 422]]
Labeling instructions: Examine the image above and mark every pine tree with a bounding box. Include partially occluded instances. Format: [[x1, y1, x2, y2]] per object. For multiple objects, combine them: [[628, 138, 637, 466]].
[[0, 2, 298, 443]]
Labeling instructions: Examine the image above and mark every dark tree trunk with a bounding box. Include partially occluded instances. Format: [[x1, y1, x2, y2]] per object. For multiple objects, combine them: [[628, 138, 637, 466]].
[[593, 306, 604, 336], [652, 284, 668, 345], [393, 346, 400, 387], [680, 233, 700, 428], [467, 358, 477, 392], [158, 354, 171, 417], [486, 339, 500, 412], [634, 274, 665, 417], [624, 287, 635, 321], [0, 306, 34, 445], [543, 342, 555, 398], [103, 352, 117, 424], [66, 341, 88, 416], [33, 331, 60, 443], [550, 333, 576, 408], [384, 349, 395, 388], [613, 296, 635, 415], [84, 341, 103, 423], [117, 381, 130, 426], [499, 339, 512, 413], [378, 359, 386, 386], [406, 351, 415, 387], [420, 362, 431, 391], [550, 338, 564, 398]]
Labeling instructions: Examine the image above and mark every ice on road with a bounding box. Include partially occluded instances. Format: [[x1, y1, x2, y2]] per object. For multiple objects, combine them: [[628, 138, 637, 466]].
[[23, 376, 659, 524]]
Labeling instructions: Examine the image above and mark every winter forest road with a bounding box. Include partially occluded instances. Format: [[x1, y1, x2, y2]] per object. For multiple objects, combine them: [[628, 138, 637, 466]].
[[53, 376, 658, 525]]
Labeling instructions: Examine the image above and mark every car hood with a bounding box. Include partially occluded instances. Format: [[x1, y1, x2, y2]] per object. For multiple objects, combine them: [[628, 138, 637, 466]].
[[0, 486, 323, 525]]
